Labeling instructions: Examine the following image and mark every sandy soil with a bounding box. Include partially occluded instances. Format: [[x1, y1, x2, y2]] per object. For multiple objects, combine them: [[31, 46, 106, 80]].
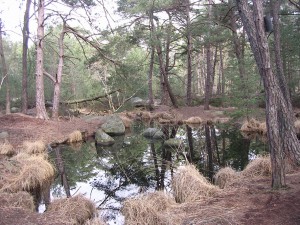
[[1, 106, 300, 225]]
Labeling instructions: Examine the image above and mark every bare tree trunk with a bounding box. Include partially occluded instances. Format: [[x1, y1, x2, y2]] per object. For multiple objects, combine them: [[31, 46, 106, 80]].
[[35, 0, 48, 119], [148, 47, 155, 109], [220, 46, 225, 96], [271, 0, 293, 113], [22, 0, 31, 114], [204, 45, 212, 110], [150, 9, 178, 108], [186, 0, 193, 106], [0, 20, 10, 114], [52, 22, 66, 119], [237, 0, 300, 188]]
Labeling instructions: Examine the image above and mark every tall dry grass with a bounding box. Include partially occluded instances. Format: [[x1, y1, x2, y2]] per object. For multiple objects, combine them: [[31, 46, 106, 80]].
[[0, 191, 35, 211], [214, 167, 239, 189], [183, 116, 203, 124], [47, 195, 96, 225], [1, 154, 55, 193], [122, 191, 181, 225], [241, 156, 271, 178], [23, 140, 46, 154], [68, 130, 83, 143], [172, 164, 219, 203], [0, 142, 15, 156]]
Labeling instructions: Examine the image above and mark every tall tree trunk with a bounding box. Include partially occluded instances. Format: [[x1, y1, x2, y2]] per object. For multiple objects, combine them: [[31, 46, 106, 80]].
[[35, 0, 48, 119], [204, 45, 212, 110], [220, 46, 225, 96], [0, 20, 10, 114], [237, 0, 300, 188], [186, 0, 193, 106], [149, 9, 178, 108], [148, 46, 155, 110], [271, 0, 293, 113], [22, 0, 31, 114], [52, 22, 66, 119]]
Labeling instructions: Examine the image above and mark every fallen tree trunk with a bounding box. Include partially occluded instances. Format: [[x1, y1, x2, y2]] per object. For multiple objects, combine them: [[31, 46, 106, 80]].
[[61, 89, 121, 105]]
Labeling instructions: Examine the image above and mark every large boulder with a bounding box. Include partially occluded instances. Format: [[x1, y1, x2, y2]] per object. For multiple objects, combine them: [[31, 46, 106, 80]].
[[143, 128, 164, 139], [101, 114, 125, 136], [95, 129, 115, 146]]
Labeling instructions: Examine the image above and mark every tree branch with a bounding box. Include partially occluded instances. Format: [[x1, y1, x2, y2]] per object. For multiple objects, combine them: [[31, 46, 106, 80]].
[[61, 89, 121, 104]]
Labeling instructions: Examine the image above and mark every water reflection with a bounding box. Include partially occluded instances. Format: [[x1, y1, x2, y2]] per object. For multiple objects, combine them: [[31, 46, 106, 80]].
[[48, 121, 267, 224]]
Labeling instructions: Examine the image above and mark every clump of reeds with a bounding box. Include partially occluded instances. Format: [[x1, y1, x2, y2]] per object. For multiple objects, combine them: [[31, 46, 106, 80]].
[[68, 130, 83, 143], [214, 167, 239, 189], [83, 217, 106, 225], [241, 156, 271, 178], [47, 195, 97, 225], [172, 164, 219, 203], [1, 154, 55, 193], [141, 111, 151, 120], [23, 140, 46, 154], [122, 191, 181, 225], [183, 116, 203, 124], [0, 141, 15, 156], [240, 118, 261, 133], [0, 191, 35, 211]]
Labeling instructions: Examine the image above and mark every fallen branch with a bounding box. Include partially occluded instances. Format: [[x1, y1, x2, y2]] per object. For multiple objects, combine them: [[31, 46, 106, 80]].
[[61, 89, 121, 104]]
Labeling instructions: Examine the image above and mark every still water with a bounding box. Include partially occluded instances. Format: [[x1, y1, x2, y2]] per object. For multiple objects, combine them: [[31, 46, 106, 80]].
[[47, 121, 267, 224]]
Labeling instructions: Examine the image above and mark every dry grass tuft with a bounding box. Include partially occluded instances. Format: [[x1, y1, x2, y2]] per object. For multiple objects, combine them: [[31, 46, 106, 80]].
[[172, 164, 219, 203], [183, 117, 203, 124], [240, 118, 261, 133], [214, 167, 239, 189], [122, 191, 181, 225], [68, 130, 83, 143], [1, 154, 55, 192], [23, 140, 46, 154], [0, 191, 35, 211], [83, 217, 106, 225], [241, 156, 271, 178], [0, 142, 15, 156], [47, 195, 97, 225]]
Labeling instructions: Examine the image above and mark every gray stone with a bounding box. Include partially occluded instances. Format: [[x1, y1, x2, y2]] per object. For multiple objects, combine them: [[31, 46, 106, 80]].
[[143, 128, 164, 139], [95, 129, 115, 146], [11, 107, 19, 113], [0, 131, 9, 140], [101, 114, 125, 135], [131, 97, 147, 107]]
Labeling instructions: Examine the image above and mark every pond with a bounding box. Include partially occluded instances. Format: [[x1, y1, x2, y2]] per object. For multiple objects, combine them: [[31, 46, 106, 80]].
[[45, 121, 267, 225]]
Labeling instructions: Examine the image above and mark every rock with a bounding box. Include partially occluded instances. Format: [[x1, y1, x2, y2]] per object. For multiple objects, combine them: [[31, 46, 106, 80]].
[[95, 129, 115, 146], [164, 138, 184, 150], [11, 107, 19, 113], [0, 131, 9, 140], [101, 114, 125, 135], [131, 97, 147, 107], [143, 128, 164, 139]]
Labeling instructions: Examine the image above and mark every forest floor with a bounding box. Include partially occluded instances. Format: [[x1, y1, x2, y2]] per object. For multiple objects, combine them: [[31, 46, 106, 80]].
[[1, 105, 300, 225]]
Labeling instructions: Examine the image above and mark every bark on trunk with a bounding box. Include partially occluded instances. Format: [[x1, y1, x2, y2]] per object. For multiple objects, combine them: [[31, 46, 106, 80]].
[[52, 23, 66, 119], [186, 0, 193, 106], [35, 0, 48, 119], [237, 0, 300, 188], [205, 125, 214, 181], [21, 0, 31, 114], [0, 21, 10, 114]]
